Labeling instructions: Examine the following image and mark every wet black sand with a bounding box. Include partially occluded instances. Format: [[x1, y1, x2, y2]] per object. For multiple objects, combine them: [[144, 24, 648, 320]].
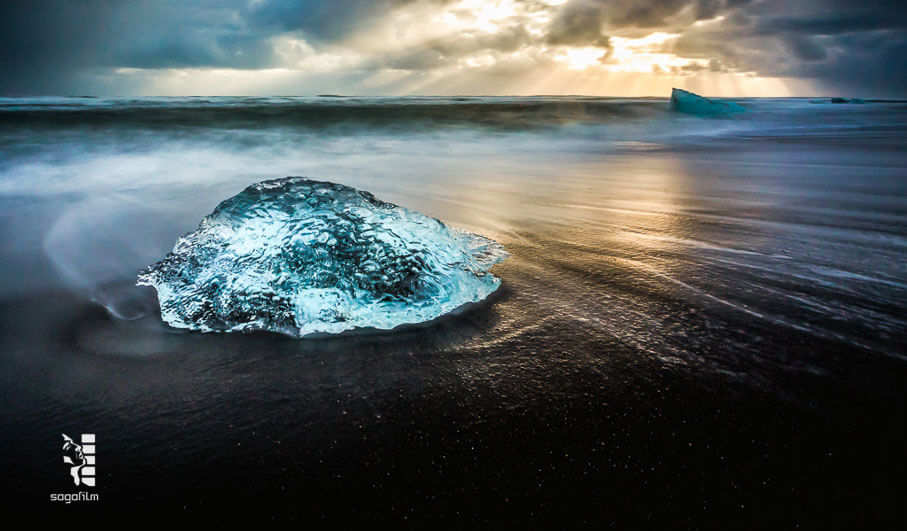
[[1, 281, 904, 527]]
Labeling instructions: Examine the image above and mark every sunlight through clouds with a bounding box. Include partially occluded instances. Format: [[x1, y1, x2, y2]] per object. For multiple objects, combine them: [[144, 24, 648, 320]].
[[558, 48, 606, 70], [605, 32, 709, 74], [83, 0, 818, 97]]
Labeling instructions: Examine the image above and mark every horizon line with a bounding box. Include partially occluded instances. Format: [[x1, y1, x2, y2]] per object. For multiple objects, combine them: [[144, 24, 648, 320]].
[[2, 93, 902, 101]]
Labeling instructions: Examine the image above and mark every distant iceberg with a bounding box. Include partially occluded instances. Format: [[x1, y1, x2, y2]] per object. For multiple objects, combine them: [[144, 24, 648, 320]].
[[138, 177, 507, 337], [670, 88, 745, 116]]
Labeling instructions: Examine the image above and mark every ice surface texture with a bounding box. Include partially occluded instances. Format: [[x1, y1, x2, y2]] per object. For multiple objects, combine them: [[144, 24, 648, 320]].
[[670, 88, 745, 116], [138, 177, 507, 336]]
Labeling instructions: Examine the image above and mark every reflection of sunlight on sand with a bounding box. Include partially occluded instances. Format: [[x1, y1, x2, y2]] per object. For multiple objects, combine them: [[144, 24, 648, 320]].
[[439, 153, 775, 374]]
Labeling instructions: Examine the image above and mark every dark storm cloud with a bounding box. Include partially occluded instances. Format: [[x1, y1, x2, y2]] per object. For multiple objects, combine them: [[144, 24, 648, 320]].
[[0, 0, 275, 94], [242, 0, 451, 43], [540, 0, 906, 95], [0, 0, 905, 96], [0, 0, 442, 94], [546, 1, 610, 47], [663, 0, 907, 94], [782, 35, 827, 62], [788, 32, 907, 96], [546, 0, 739, 33], [0, 0, 117, 94]]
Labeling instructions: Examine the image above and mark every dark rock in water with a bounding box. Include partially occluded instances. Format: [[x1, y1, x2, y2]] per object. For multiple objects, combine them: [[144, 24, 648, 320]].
[[138, 177, 508, 337], [670, 88, 745, 116], [830, 97, 866, 104]]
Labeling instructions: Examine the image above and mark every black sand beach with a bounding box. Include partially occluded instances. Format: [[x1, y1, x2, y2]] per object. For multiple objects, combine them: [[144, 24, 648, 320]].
[[1, 97, 905, 526]]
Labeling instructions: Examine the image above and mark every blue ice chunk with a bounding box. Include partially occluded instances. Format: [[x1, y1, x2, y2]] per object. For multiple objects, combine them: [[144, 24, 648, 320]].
[[137, 177, 508, 337], [670, 88, 745, 116]]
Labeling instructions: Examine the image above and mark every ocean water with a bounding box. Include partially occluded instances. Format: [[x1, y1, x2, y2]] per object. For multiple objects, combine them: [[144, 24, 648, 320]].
[[0, 96, 905, 524]]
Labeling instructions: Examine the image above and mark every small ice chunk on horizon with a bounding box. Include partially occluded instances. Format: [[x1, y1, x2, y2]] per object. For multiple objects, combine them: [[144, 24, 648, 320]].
[[670, 88, 745, 116], [138, 177, 508, 337]]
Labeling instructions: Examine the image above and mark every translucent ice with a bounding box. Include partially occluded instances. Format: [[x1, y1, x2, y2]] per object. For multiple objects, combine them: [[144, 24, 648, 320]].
[[137, 177, 507, 336], [670, 88, 745, 116]]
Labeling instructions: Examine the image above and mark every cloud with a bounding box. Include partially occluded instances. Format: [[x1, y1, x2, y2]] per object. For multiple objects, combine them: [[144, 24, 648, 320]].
[[546, 1, 610, 47], [0, 0, 904, 96], [666, 0, 907, 95], [0, 0, 274, 93], [242, 0, 430, 44], [782, 35, 827, 62], [0, 0, 116, 94]]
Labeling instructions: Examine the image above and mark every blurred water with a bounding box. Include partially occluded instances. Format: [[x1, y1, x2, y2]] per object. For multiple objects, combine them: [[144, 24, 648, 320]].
[[1, 97, 904, 361]]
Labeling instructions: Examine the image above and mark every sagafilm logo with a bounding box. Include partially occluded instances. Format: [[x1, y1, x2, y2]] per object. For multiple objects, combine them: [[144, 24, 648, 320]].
[[61, 433, 96, 487], [51, 433, 99, 504]]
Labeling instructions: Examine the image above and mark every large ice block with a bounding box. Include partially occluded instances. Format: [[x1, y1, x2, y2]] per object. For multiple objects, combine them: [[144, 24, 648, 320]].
[[138, 177, 508, 337]]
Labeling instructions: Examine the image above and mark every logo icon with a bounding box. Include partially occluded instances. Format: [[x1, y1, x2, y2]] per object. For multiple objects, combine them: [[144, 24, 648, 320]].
[[61, 433, 96, 487]]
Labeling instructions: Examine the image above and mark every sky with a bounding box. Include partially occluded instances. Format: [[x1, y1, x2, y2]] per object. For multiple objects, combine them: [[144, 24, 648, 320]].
[[1, 0, 905, 97]]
